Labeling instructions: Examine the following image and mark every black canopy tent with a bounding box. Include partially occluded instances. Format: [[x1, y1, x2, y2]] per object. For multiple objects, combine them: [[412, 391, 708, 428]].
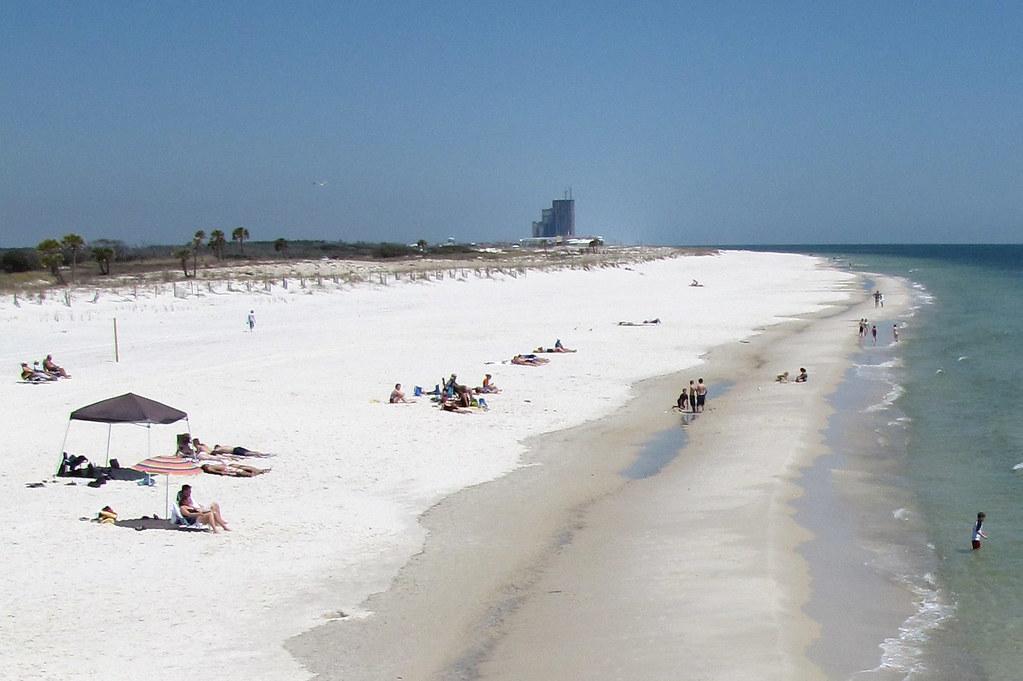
[[58, 393, 190, 471]]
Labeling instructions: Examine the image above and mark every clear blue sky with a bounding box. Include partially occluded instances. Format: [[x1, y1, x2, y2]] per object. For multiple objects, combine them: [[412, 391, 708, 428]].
[[2, 1, 1022, 247]]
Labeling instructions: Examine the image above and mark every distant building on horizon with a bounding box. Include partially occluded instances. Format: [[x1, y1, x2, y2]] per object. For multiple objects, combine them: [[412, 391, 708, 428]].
[[531, 195, 575, 238]]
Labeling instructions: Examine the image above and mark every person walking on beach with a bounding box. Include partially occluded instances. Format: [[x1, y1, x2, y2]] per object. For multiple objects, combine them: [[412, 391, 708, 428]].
[[972, 512, 987, 550], [873, 290, 882, 307], [893, 324, 899, 342], [858, 319, 866, 338], [871, 324, 878, 345], [696, 378, 708, 412], [247, 309, 256, 332], [688, 380, 697, 413]]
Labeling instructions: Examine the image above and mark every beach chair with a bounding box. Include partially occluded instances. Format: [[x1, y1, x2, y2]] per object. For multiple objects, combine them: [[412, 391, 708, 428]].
[[168, 501, 208, 530]]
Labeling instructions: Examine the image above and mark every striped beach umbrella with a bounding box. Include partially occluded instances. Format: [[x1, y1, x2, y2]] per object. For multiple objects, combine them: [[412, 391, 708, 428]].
[[133, 456, 202, 518]]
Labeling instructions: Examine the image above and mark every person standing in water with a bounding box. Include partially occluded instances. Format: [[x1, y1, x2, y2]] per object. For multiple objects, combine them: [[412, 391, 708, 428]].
[[247, 309, 256, 331], [871, 324, 878, 345], [688, 380, 697, 413], [972, 512, 987, 550], [893, 324, 899, 342]]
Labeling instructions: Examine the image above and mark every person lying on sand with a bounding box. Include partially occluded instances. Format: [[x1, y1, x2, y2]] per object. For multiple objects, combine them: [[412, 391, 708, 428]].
[[201, 462, 270, 477], [511, 354, 550, 366], [776, 371, 790, 383], [690, 280, 703, 287], [185, 438, 241, 462], [211, 445, 272, 458], [177, 484, 230, 532], [43, 355, 70, 378], [618, 319, 661, 326]]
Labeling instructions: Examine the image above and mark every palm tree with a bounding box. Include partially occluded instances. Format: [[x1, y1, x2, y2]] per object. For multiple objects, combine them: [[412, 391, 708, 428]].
[[273, 237, 289, 258], [208, 229, 226, 259], [61, 233, 85, 283], [38, 239, 66, 284], [173, 248, 192, 277], [192, 230, 205, 277], [232, 227, 250, 255], [93, 247, 114, 275]]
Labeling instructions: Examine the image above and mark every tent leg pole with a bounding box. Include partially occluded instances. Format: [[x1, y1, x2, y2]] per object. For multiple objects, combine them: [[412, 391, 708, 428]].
[[56, 421, 72, 475], [105, 424, 112, 466]]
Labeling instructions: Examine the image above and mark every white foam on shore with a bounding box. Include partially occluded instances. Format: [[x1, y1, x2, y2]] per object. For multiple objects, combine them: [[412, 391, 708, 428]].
[[0, 251, 855, 681], [863, 385, 905, 413], [853, 571, 954, 681]]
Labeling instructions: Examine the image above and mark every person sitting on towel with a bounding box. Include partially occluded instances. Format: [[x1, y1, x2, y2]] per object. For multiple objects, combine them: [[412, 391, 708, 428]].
[[479, 374, 499, 393], [390, 383, 411, 403], [795, 368, 808, 383], [21, 362, 55, 382], [43, 354, 70, 378]]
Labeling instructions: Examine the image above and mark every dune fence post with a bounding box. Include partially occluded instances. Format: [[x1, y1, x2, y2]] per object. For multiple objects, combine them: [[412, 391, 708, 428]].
[[113, 317, 119, 363]]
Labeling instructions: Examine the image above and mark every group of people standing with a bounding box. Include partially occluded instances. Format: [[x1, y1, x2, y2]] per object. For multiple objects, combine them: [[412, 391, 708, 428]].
[[675, 378, 708, 413], [858, 319, 900, 345]]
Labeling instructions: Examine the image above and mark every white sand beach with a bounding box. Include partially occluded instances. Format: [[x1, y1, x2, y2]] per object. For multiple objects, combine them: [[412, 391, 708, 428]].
[[1, 250, 861, 680]]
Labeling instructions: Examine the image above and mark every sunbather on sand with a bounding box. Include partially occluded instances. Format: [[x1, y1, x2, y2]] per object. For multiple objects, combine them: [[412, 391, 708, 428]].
[[201, 462, 270, 477], [390, 383, 413, 403], [553, 339, 576, 352], [618, 318, 661, 326], [20, 363, 53, 382], [43, 355, 70, 378], [457, 386, 475, 407], [210, 444, 272, 458], [534, 339, 577, 353], [177, 484, 230, 532], [176, 433, 197, 458], [440, 397, 473, 414], [185, 438, 238, 461], [776, 371, 789, 383], [478, 373, 500, 393], [511, 354, 549, 366]]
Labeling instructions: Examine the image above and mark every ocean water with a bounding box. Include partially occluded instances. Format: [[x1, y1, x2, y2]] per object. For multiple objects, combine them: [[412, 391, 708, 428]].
[[753, 245, 1023, 680]]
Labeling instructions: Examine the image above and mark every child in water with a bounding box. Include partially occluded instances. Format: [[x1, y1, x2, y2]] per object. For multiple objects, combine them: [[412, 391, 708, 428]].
[[972, 512, 987, 550]]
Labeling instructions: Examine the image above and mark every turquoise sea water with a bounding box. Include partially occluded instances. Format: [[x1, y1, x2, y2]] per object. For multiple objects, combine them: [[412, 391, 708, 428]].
[[748, 245, 1023, 680]]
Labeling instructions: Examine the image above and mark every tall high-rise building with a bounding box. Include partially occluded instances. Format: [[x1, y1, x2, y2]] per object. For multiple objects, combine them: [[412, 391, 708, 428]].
[[531, 197, 575, 238]]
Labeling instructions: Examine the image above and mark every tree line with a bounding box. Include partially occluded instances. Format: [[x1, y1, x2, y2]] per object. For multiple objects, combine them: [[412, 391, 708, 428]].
[[1, 231, 494, 283], [0, 227, 263, 282]]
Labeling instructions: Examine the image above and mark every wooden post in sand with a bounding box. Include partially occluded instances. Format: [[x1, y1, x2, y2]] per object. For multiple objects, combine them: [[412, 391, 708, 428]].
[[113, 318, 119, 363]]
